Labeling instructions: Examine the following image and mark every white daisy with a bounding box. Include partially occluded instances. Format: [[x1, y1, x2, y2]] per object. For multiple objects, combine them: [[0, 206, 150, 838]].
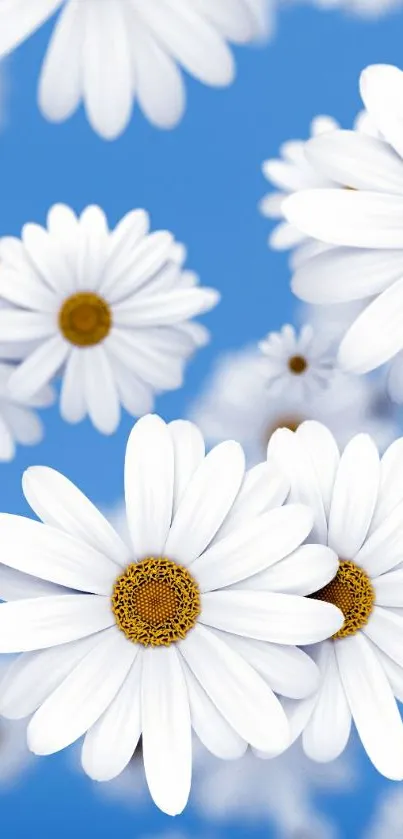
[[0, 0, 272, 139], [259, 324, 335, 398], [0, 414, 343, 815], [284, 64, 403, 402], [0, 362, 53, 461], [189, 346, 397, 466], [267, 420, 403, 779], [259, 110, 377, 264], [0, 203, 218, 435]]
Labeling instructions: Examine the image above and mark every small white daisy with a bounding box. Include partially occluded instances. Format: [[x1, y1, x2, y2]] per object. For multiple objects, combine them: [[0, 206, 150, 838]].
[[259, 110, 377, 263], [0, 0, 272, 139], [268, 421, 403, 779], [0, 204, 218, 435], [259, 324, 335, 398], [189, 346, 397, 466], [0, 362, 53, 461], [284, 64, 403, 401], [0, 414, 343, 815]]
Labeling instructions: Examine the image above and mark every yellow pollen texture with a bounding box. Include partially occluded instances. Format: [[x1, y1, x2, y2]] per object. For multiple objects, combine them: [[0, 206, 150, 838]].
[[311, 559, 375, 640], [59, 292, 112, 347], [112, 557, 201, 647], [288, 354, 308, 375]]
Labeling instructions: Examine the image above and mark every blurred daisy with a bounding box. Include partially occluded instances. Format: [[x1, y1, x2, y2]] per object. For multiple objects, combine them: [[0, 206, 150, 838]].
[[0, 415, 343, 815], [0, 0, 272, 139], [189, 346, 397, 466], [259, 111, 377, 264], [284, 64, 403, 400], [268, 421, 403, 779], [259, 324, 335, 397], [0, 204, 218, 434], [0, 363, 53, 461]]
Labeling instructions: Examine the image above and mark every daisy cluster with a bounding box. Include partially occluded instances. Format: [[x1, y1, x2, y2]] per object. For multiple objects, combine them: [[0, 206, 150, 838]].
[[1, 1, 403, 836]]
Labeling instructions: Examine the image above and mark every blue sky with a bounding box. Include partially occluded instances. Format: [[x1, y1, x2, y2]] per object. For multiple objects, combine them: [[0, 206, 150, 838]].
[[1, 3, 403, 837]]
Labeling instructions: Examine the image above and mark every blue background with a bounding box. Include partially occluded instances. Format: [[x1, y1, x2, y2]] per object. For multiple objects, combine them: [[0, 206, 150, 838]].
[[1, 3, 403, 837]]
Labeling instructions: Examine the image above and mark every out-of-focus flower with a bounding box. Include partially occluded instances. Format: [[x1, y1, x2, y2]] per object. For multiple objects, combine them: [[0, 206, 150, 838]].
[[268, 421, 403, 780], [0, 661, 33, 789], [284, 64, 403, 403], [365, 785, 403, 839], [189, 345, 398, 466], [259, 324, 335, 398], [0, 414, 344, 815], [0, 204, 218, 434], [0, 0, 273, 139], [259, 111, 378, 266], [0, 363, 53, 461]]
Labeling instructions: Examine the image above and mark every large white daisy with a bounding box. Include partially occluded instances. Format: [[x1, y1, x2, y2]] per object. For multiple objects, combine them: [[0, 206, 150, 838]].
[[0, 414, 343, 814], [0, 362, 54, 461], [0, 0, 272, 139], [284, 64, 403, 401], [259, 323, 335, 398], [189, 345, 396, 465], [268, 420, 403, 779], [0, 203, 218, 435]]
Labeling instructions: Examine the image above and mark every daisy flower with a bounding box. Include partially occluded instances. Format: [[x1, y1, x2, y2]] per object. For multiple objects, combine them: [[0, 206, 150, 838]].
[[259, 324, 335, 398], [0, 362, 53, 461], [284, 64, 403, 402], [0, 204, 218, 435], [259, 110, 377, 265], [189, 346, 397, 466], [0, 0, 272, 139], [0, 414, 343, 815], [267, 420, 403, 779]]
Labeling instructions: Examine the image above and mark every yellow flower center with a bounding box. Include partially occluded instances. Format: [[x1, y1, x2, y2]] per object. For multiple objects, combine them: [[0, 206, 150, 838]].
[[288, 354, 308, 375], [59, 292, 112, 347], [112, 557, 201, 647], [311, 560, 375, 640]]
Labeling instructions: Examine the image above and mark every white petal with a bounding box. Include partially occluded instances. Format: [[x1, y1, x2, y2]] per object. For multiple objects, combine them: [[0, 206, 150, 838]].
[[0, 564, 67, 602], [336, 632, 403, 779], [373, 571, 403, 606], [371, 642, 403, 703], [302, 642, 351, 762], [356, 500, 403, 577], [28, 627, 136, 754], [191, 504, 313, 592], [371, 437, 403, 531], [22, 466, 130, 567], [59, 348, 87, 424], [101, 230, 174, 302], [0, 0, 62, 58], [306, 130, 403, 193], [8, 336, 69, 402], [182, 661, 246, 759], [214, 630, 319, 700], [168, 420, 205, 515], [81, 652, 142, 781], [360, 64, 403, 161], [138, 0, 234, 87], [142, 646, 191, 816], [124, 415, 174, 559], [0, 632, 106, 719], [0, 513, 120, 594], [295, 421, 339, 517], [165, 441, 245, 566], [364, 606, 403, 669], [268, 427, 328, 543], [249, 544, 339, 596], [292, 246, 403, 304], [328, 434, 380, 558], [212, 459, 289, 543], [179, 623, 290, 753], [76, 206, 109, 291], [38, 0, 82, 122], [0, 594, 114, 652], [339, 279, 403, 374], [200, 590, 343, 644], [81, 0, 133, 139], [82, 347, 121, 435], [112, 287, 219, 327], [132, 19, 186, 128], [387, 353, 403, 404], [284, 189, 403, 249], [0, 309, 56, 342], [22, 222, 74, 294]]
